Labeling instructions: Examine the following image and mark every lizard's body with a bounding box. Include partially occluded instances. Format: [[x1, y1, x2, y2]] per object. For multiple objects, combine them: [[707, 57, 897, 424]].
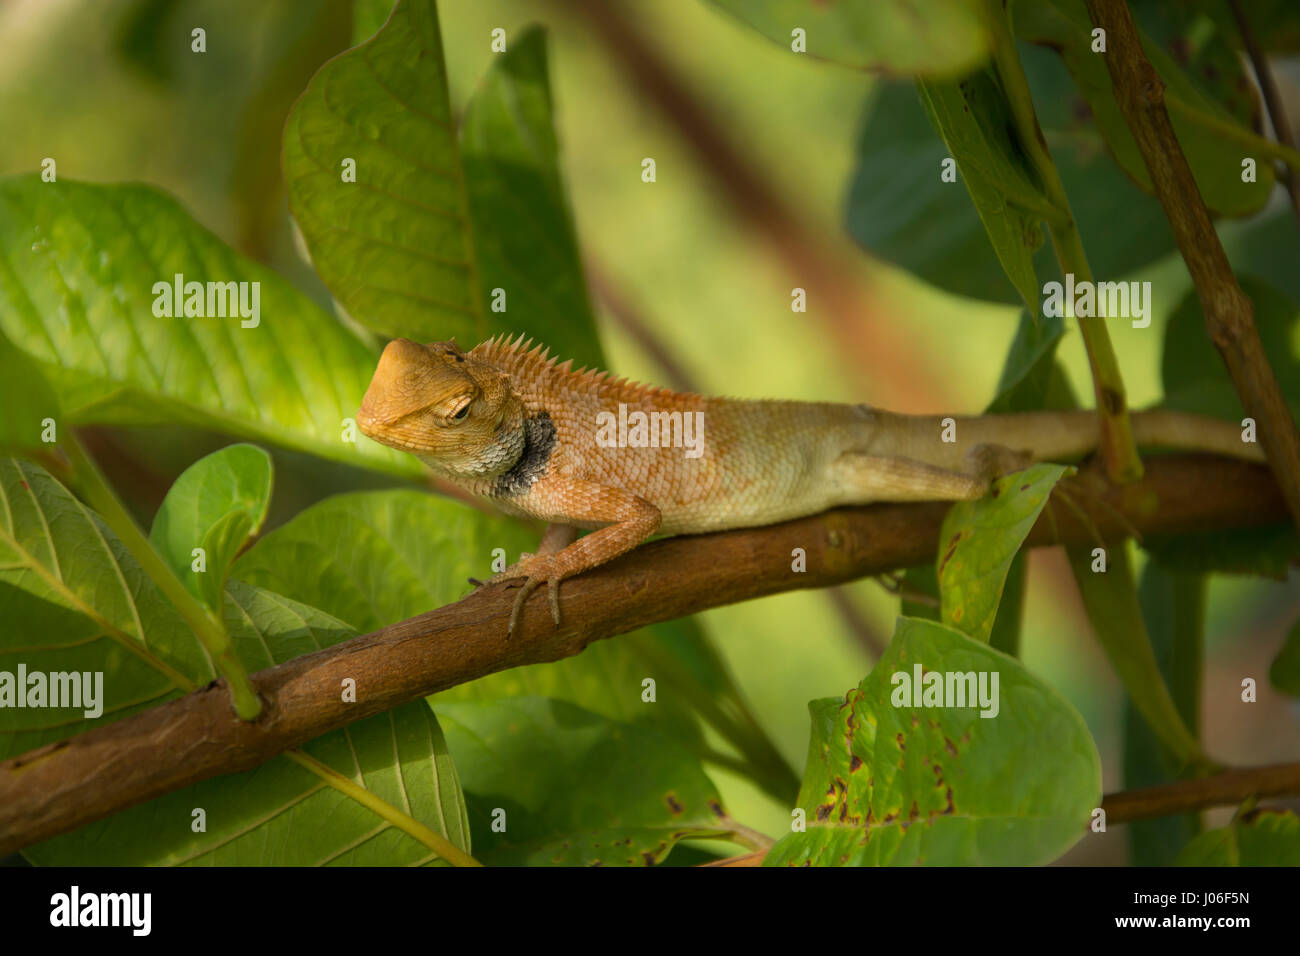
[[357, 335, 1260, 632]]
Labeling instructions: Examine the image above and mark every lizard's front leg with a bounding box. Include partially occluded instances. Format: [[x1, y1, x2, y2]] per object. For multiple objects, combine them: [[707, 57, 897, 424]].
[[492, 479, 661, 637]]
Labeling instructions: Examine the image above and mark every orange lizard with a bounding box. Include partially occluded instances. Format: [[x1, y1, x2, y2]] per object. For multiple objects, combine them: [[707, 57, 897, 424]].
[[357, 334, 1262, 635]]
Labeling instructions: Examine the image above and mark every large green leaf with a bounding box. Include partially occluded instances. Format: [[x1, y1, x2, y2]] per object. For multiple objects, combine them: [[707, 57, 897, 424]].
[[704, 0, 991, 79], [0, 333, 60, 454], [1011, 0, 1274, 217], [766, 617, 1100, 866], [0, 457, 209, 759], [914, 68, 1056, 315], [231, 488, 535, 632], [149, 443, 273, 614], [285, 2, 603, 368], [937, 464, 1072, 643], [230, 489, 701, 743], [1067, 542, 1201, 765], [1124, 563, 1204, 865], [438, 697, 732, 866], [1174, 810, 1300, 866], [1152, 276, 1300, 575], [847, 47, 1179, 307], [2, 460, 471, 865], [460, 27, 604, 370], [0, 176, 418, 477], [283, 0, 480, 344], [26, 582, 472, 866], [1162, 276, 1300, 422], [1270, 618, 1300, 698]]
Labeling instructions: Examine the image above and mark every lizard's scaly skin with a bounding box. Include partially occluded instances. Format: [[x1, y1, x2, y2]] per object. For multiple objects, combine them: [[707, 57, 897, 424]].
[[357, 334, 1263, 633]]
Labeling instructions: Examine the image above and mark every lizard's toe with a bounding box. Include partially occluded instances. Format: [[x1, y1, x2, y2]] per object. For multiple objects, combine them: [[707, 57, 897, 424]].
[[547, 576, 563, 626], [507, 577, 542, 639]]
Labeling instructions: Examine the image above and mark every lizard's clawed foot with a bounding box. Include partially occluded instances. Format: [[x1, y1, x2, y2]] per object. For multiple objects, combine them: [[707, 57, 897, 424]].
[[489, 554, 565, 639]]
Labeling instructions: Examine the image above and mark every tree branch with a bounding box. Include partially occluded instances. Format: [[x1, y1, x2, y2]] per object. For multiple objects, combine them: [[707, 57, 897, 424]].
[[0, 455, 1288, 856], [1086, 0, 1300, 534], [1102, 761, 1300, 825]]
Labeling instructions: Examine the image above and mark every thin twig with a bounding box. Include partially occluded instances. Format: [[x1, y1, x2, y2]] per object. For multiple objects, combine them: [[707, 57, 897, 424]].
[[0, 455, 1287, 856], [1228, 0, 1300, 229], [1087, 0, 1300, 535]]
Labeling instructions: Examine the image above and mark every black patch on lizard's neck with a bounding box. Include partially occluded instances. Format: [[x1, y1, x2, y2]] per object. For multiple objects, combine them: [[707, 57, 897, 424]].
[[494, 410, 556, 497]]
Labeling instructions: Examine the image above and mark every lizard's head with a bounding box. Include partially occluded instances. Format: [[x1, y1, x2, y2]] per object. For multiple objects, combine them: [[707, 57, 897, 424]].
[[358, 338, 526, 479]]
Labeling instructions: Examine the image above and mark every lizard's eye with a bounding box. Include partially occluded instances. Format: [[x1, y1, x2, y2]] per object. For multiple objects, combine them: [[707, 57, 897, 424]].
[[450, 402, 471, 422]]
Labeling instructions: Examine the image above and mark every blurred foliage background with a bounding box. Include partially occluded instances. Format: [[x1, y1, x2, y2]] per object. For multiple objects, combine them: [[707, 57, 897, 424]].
[[2, 0, 1298, 862]]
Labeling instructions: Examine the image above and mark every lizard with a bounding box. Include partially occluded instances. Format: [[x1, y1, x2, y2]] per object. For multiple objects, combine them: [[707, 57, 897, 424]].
[[356, 334, 1263, 636]]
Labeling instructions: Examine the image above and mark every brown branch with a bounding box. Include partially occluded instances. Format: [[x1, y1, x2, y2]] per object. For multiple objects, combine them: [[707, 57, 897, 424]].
[[0, 455, 1288, 856], [1102, 761, 1300, 824], [1228, 0, 1300, 229], [1086, 0, 1300, 535]]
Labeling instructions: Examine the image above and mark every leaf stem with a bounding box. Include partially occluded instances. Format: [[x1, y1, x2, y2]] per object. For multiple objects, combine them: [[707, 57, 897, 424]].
[[985, 0, 1143, 483], [62, 434, 262, 721], [284, 749, 482, 866]]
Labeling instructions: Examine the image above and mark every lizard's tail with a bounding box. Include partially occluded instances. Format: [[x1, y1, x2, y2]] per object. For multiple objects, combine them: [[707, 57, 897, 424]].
[[969, 409, 1264, 464], [1129, 409, 1264, 462], [873, 408, 1264, 469]]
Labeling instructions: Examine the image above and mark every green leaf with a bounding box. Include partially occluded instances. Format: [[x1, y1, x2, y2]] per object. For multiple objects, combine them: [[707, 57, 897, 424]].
[[988, 553, 1027, 658], [900, 564, 941, 622], [25, 582, 472, 866], [1270, 618, 1300, 698], [0, 332, 60, 454], [937, 463, 1071, 643], [1174, 810, 1300, 866], [283, 0, 481, 344], [0, 457, 209, 758], [980, 312, 1077, 659], [1067, 542, 1201, 765], [149, 443, 273, 614], [1135, 0, 1300, 55], [1162, 276, 1300, 421], [1144, 523, 1300, 578], [914, 69, 1055, 315], [230, 490, 704, 744], [846, 48, 1179, 308], [460, 26, 604, 370], [1125, 563, 1204, 865], [986, 311, 1072, 414], [437, 697, 732, 866], [704, 0, 991, 79], [285, 4, 604, 368], [765, 617, 1101, 866], [353, 0, 396, 44], [1153, 276, 1300, 575], [231, 488, 535, 632], [1011, 0, 1274, 217], [0, 176, 418, 477]]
